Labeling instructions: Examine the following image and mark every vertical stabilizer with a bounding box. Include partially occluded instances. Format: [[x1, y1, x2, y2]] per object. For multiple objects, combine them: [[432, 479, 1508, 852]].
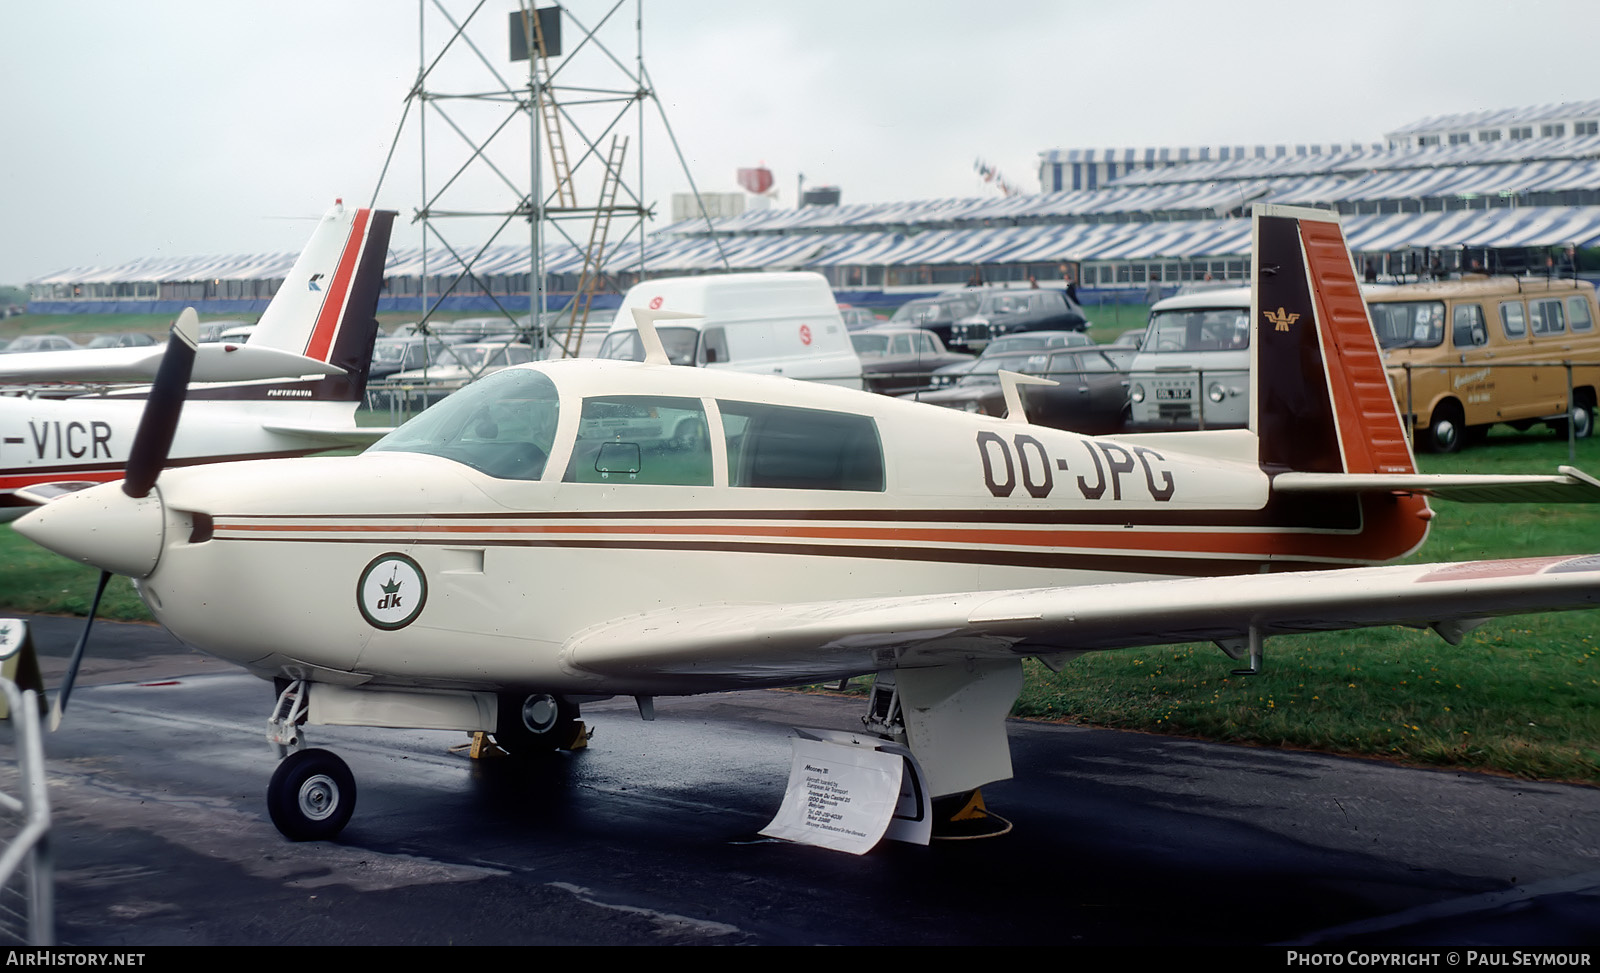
[[1251, 205, 1416, 476], [188, 202, 395, 402]]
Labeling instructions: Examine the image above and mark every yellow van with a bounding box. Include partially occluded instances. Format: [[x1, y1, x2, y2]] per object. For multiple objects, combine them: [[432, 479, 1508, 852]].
[[1366, 277, 1600, 452]]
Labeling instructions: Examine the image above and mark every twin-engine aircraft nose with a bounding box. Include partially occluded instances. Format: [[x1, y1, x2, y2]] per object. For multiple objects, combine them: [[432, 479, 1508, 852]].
[[13, 482, 166, 578]]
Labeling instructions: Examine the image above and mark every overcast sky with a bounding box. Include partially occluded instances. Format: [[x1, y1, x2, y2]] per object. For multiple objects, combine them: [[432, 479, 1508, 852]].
[[3, 0, 1597, 283]]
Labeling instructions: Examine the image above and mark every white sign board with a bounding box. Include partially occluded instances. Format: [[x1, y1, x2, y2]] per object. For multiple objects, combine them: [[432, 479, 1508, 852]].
[[761, 735, 904, 854]]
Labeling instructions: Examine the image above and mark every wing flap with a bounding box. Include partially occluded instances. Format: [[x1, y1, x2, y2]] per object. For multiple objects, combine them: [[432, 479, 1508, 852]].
[[561, 554, 1600, 691]]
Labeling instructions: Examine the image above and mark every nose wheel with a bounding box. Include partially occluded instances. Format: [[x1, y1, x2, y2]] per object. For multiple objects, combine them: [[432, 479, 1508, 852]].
[[268, 747, 357, 841]]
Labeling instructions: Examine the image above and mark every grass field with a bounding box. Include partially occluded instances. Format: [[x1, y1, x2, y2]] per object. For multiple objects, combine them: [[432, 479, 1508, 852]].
[[0, 417, 1595, 783]]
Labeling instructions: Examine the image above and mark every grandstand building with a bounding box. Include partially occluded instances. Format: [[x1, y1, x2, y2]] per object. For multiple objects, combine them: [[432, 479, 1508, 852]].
[[26, 101, 1600, 314]]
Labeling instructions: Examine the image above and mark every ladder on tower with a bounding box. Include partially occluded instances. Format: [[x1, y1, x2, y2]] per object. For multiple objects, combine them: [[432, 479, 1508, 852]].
[[529, 7, 576, 209], [557, 135, 628, 359]]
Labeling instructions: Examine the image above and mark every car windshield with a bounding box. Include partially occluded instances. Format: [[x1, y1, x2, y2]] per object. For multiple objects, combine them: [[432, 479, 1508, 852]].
[[1367, 300, 1446, 349], [850, 333, 891, 357], [889, 296, 979, 326], [958, 354, 1038, 383], [597, 327, 700, 366], [982, 332, 1087, 356], [371, 368, 560, 480], [1143, 307, 1251, 352], [372, 340, 412, 364], [984, 294, 1032, 314]]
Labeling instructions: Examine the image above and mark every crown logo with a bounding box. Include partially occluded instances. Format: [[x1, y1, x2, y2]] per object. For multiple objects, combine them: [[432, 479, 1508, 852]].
[[1264, 307, 1300, 332]]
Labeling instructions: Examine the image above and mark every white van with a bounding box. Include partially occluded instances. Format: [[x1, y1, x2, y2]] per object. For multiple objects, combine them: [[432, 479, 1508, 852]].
[[599, 272, 862, 388], [1125, 286, 1252, 431]]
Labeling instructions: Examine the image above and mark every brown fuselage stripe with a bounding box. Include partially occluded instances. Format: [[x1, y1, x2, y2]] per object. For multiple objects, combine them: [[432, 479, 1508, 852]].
[[199, 534, 1342, 575], [212, 519, 1405, 560]]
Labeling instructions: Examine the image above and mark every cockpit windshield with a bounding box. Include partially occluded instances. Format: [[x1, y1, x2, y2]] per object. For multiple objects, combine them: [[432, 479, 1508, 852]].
[[370, 368, 560, 480]]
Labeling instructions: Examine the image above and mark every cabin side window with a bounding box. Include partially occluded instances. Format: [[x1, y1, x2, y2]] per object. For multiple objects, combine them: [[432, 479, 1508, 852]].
[[1451, 303, 1487, 349], [718, 400, 884, 492], [563, 396, 713, 486], [1499, 301, 1527, 339], [1567, 296, 1594, 333], [1532, 299, 1567, 336]]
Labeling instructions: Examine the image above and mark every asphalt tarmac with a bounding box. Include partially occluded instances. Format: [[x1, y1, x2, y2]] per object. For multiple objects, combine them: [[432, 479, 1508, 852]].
[[4, 614, 1599, 950]]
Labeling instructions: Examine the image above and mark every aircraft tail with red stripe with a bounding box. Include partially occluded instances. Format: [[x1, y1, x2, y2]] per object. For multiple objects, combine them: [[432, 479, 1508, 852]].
[[186, 201, 395, 402], [1251, 204, 1417, 477]]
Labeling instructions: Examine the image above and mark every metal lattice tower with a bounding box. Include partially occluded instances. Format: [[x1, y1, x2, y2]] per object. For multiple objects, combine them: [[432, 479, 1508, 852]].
[[373, 0, 693, 360]]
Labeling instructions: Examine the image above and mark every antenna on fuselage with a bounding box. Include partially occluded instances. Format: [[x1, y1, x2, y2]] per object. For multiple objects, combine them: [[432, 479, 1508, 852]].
[[997, 369, 1057, 422], [629, 307, 704, 365]]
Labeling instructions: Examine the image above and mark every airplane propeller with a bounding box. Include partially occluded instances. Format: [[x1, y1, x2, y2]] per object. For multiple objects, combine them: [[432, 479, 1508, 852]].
[[45, 311, 198, 729], [123, 308, 199, 498]]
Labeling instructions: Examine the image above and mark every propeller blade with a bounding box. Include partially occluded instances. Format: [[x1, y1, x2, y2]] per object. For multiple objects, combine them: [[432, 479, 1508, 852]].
[[51, 569, 111, 731], [123, 308, 200, 499]]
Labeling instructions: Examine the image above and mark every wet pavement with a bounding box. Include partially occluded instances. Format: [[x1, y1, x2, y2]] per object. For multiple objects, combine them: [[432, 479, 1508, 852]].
[[5, 614, 1598, 949]]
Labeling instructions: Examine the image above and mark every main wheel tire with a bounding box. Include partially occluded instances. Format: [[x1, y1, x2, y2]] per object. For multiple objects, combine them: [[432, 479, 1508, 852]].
[[268, 748, 356, 841], [495, 693, 580, 754], [1425, 402, 1466, 453]]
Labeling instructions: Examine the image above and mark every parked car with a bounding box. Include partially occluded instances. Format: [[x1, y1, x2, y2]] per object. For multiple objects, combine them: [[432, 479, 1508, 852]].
[[849, 327, 973, 394], [85, 332, 158, 349], [369, 336, 448, 382], [197, 319, 253, 343], [837, 305, 883, 330], [1105, 328, 1146, 351], [390, 342, 536, 388], [1, 335, 76, 353], [948, 288, 1090, 351], [908, 346, 1134, 434], [885, 293, 982, 346], [927, 330, 1093, 388]]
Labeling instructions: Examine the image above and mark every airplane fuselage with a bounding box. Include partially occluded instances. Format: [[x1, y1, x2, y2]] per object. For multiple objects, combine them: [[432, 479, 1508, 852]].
[[0, 394, 363, 520], [128, 358, 1431, 696]]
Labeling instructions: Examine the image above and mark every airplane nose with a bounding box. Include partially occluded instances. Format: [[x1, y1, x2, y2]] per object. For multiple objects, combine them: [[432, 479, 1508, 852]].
[[13, 482, 166, 578]]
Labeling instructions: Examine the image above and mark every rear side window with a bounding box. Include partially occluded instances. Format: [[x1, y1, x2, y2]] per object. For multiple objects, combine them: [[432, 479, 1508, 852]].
[[1567, 296, 1594, 332], [1533, 299, 1566, 336], [1499, 301, 1526, 339], [719, 400, 884, 491]]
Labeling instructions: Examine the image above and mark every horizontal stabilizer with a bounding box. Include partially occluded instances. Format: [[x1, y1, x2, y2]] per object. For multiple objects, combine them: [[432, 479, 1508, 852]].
[[259, 423, 391, 444], [561, 553, 1600, 693], [1273, 466, 1600, 503], [0, 343, 345, 384]]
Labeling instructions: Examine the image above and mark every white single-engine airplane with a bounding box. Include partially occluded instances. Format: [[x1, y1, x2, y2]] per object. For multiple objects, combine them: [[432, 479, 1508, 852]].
[[15, 205, 1600, 843], [0, 201, 395, 521]]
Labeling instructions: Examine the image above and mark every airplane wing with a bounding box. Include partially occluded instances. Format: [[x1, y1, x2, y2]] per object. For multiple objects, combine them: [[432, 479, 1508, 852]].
[[560, 554, 1600, 691], [1272, 467, 1600, 503], [0, 344, 345, 385]]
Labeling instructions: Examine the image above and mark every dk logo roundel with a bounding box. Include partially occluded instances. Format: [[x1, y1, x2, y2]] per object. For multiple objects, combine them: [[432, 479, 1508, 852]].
[[357, 553, 428, 630]]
